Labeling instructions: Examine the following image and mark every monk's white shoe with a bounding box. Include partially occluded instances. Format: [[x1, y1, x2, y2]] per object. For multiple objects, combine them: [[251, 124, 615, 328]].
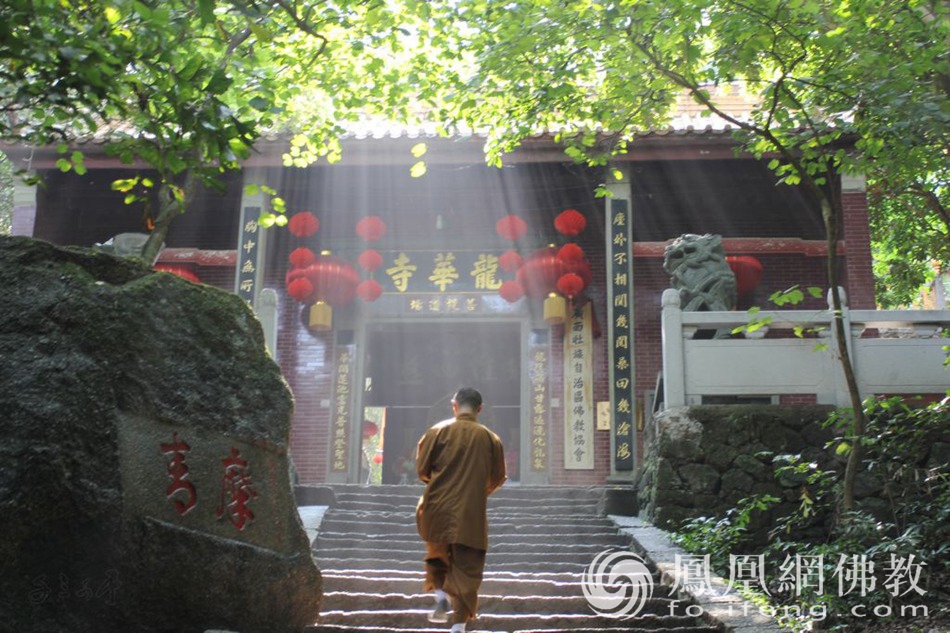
[[427, 597, 450, 623]]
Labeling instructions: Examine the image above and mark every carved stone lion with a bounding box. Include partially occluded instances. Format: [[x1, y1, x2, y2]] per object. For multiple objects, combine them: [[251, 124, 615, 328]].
[[663, 233, 737, 313]]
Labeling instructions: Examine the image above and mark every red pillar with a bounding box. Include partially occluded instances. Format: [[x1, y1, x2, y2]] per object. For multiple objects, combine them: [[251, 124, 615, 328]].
[[840, 175, 876, 309]]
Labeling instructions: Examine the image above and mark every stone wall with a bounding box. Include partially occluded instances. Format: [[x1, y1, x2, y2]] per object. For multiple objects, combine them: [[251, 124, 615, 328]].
[[636, 405, 838, 530]]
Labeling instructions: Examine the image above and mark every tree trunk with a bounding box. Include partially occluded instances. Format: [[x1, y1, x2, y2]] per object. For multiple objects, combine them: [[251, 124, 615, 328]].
[[820, 191, 868, 513], [140, 173, 198, 265]]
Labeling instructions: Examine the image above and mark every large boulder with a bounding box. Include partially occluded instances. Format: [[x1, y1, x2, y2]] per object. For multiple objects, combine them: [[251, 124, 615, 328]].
[[0, 236, 321, 632]]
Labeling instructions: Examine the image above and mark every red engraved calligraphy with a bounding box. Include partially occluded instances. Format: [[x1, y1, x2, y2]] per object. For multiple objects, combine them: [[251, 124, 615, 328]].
[[216, 447, 257, 531], [160, 432, 197, 516]]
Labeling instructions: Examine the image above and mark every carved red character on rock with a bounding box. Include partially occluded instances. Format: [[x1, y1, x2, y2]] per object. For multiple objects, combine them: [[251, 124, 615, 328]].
[[216, 447, 258, 531], [160, 432, 197, 516]]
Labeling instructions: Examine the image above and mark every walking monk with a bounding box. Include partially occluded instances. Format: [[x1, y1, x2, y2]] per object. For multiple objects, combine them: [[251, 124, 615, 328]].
[[415, 387, 507, 633]]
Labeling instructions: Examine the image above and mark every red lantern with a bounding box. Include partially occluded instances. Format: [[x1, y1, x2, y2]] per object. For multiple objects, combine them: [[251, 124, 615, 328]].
[[554, 209, 586, 236], [726, 256, 764, 295], [556, 272, 586, 298], [286, 276, 315, 303], [154, 264, 201, 283], [362, 420, 379, 439], [356, 216, 387, 242], [517, 247, 590, 298], [496, 214, 527, 241], [357, 279, 383, 302], [302, 255, 360, 306], [358, 249, 384, 272], [557, 243, 584, 263], [372, 451, 383, 465], [499, 280, 525, 303], [288, 211, 319, 237], [498, 249, 523, 273], [289, 247, 316, 268]]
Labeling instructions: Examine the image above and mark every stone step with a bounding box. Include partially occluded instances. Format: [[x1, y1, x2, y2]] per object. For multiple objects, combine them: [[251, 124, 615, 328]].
[[316, 546, 616, 566], [308, 626, 717, 633], [315, 556, 591, 574], [314, 534, 633, 552], [319, 572, 595, 598], [336, 499, 602, 514], [308, 485, 712, 633], [320, 592, 685, 618], [324, 508, 614, 521], [312, 609, 709, 631], [319, 514, 617, 533], [324, 484, 609, 502]]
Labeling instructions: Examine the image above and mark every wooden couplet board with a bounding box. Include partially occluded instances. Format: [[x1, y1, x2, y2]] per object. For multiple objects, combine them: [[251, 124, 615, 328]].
[[608, 198, 635, 471], [564, 302, 594, 469]]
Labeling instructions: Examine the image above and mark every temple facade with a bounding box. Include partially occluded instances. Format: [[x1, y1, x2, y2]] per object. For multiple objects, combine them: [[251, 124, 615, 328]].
[[6, 126, 876, 486]]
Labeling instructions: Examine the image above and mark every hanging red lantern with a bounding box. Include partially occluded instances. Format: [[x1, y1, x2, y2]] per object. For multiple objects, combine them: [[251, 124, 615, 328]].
[[554, 208, 586, 236], [557, 243, 584, 264], [288, 211, 319, 237], [154, 264, 201, 283], [516, 247, 563, 298], [499, 280, 525, 303], [556, 272, 586, 298], [357, 278, 383, 302], [362, 420, 379, 439], [305, 255, 360, 306], [357, 249, 384, 272], [726, 255, 764, 296], [286, 276, 315, 303], [517, 246, 591, 298], [498, 249, 523, 273], [495, 214, 528, 241], [356, 216, 387, 242], [289, 247, 316, 268]]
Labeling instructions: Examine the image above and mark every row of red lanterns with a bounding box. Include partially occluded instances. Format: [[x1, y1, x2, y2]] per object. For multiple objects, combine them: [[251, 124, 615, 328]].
[[495, 209, 590, 324], [285, 212, 389, 330], [284, 209, 763, 329]]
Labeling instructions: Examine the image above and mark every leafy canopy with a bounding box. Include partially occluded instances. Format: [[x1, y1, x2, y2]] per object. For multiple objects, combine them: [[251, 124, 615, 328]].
[[0, 0, 436, 226], [415, 0, 949, 304]]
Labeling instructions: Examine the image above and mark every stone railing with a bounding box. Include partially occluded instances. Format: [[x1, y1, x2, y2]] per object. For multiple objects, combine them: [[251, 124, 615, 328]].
[[660, 288, 950, 409]]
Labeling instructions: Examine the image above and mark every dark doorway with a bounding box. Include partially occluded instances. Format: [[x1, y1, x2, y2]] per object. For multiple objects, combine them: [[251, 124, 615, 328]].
[[361, 321, 522, 484]]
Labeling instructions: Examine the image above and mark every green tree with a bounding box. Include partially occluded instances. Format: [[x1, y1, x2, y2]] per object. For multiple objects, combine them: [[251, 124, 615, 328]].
[[417, 0, 949, 510], [0, 0, 432, 261]]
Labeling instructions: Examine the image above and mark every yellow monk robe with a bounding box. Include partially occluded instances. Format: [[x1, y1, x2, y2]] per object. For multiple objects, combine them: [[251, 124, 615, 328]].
[[416, 412, 506, 623]]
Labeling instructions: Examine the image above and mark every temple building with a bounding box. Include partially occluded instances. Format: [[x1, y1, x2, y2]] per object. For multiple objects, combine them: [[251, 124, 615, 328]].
[[5, 116, 877, 487]]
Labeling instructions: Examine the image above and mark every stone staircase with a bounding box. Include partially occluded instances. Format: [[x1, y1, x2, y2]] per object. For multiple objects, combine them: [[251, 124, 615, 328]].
[[306, 485, 719, 633]]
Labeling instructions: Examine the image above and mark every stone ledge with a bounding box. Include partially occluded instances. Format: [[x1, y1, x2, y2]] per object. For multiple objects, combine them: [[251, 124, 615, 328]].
[[609, 515, 784, 633]]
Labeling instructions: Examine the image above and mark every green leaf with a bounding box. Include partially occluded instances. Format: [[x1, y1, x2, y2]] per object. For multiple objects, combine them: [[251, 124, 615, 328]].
[[835, 442, 851, 456], [410, 161, 427, 178], [807, 286, 824, 299], [55, 158, 71, 172], [258, 213, 276, 228], [274, 214, 288, 227], [197, 0, 215, 24], [611, 168, 624, 181], [248, 96, 270, 112], [111, 178, 139, 192], [411, 142, 428, 158]]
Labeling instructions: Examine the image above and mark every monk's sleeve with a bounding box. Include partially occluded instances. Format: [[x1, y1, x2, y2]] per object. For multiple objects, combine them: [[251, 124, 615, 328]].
[[487, 436, 507, 495], [416, 430, 436, 484]]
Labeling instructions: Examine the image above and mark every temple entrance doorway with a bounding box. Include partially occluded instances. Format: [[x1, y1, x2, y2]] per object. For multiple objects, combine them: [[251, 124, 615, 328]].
[[359, 321, 522, 485]]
